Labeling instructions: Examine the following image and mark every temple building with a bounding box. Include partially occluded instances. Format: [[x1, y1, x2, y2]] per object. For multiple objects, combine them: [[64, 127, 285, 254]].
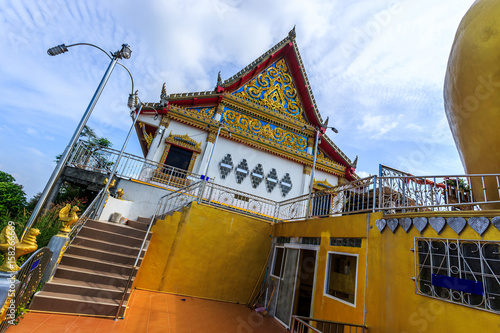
[[12, 25, 500, 333], [133, 27, 356, 202]]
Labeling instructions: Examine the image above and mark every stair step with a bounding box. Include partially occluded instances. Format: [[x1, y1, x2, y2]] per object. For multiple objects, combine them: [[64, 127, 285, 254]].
[[59, 254, 133, 276], [136, 217, 151, 224], [70, 236, 146, 256], [85, 219, 148, 239], [43, 278, 130, 301], [78, 226, 145, 248], [127, 219, 149, 231], [66, 245, 144, 265], [53, 266, 133, 287], [29, 291, 126, 317]]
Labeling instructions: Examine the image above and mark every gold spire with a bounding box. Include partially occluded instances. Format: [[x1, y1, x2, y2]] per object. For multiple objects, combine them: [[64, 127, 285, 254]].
[[161, 83, 167, 100]]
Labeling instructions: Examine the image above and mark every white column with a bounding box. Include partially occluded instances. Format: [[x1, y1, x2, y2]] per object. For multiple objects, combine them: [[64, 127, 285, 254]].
[[146, 125, 166, 162], [197, 140, 214, 175], [302, 166, 312, 195]]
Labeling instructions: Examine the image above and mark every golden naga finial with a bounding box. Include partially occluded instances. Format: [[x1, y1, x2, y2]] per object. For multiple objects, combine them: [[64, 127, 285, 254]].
[[0, 224, 40, 272], [161, 82, 167, 100], [217, 71, 222, 86], [104, 178, 116, 190], [288, 25, 296, 39], [58, 203, 80, 233], [116, 188, 124, 199]]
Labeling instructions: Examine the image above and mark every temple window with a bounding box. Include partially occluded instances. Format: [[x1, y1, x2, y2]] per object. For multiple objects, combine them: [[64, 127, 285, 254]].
[[153, 132, 201, 184], [324, 252, 358, 306], [415, 238, 500, 313], [163, 145, 192, 172]]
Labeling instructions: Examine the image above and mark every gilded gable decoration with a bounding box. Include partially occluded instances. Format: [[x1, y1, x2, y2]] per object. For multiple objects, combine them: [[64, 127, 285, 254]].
[[165, 132, 202, 153], [233, 58, 305, 122], [186, 106, 216, 119], [313, 178, 335, 190], [160, 115, 171, 128], [139, 122, 153, 148], [222, 107, 307, 152]]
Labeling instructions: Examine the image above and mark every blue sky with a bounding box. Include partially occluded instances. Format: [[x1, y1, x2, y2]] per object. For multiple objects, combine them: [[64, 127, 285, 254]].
[[0, 0, 474, 199]]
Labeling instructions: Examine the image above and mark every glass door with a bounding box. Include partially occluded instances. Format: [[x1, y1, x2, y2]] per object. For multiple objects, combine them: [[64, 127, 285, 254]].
[[275, 248, 299, 328]]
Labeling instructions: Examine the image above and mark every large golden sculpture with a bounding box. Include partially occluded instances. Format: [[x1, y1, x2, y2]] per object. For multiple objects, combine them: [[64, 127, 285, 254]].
[[444, 0, 500, 208], [0, 224, 40, 272], [58, 204, 80, 233]]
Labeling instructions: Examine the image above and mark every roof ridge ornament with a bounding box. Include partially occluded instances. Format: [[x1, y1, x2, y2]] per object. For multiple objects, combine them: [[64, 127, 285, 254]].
[[352, 155, 358, 169], [288, 25, 296, 39], [160, 82, 168, 106], [217, 71, 222, 86]]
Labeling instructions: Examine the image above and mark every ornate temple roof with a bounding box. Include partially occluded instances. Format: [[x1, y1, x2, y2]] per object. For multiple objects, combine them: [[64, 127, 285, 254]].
[[140, 28, 356, 179]]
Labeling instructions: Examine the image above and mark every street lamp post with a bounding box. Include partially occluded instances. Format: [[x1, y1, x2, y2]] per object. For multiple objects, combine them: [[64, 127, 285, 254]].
[[306, 118, 338, 218], [21, 43, 132, 241]]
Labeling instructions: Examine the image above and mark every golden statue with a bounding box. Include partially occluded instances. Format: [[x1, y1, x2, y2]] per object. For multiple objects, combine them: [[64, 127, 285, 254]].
[[116, 188, 124, 199], [0, 224, 40, 272], [104, 178, 116, 191], [58, 204, 80, 233]]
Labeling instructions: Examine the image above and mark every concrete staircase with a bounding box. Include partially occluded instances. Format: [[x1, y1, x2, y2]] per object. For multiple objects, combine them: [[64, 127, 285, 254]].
[[30, 217, 152, 317]]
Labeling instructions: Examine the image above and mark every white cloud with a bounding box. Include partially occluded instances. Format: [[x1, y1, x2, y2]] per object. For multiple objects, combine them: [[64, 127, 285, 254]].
[[358, 114, 401, 139]]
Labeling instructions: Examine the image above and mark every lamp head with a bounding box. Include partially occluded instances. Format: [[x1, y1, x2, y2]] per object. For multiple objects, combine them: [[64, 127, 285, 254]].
[[118, 44, 132, 59], [331, 127, 338, 134], [128, 92, 137, 110], [47, 44, 68, 56]]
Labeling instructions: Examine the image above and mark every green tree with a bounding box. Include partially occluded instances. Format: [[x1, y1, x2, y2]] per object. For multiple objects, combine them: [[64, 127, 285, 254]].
[[0, 171, 27, 217], [55, 125, 113, 163]]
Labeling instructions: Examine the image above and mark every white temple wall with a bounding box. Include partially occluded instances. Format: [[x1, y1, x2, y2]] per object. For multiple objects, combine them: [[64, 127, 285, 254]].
[[313, 169, 339, 188], [154, 120, 209, 174], [206, 137, 305, 201]]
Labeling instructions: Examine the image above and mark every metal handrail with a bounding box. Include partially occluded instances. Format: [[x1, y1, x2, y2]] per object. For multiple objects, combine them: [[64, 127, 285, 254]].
[[292, 316, 367, 333], [68, 188, 106, 240], [291, 316, 321, 333], [114, 181, 204, 319], [0, 247, 52, 332], [67, 139, 203, 188]]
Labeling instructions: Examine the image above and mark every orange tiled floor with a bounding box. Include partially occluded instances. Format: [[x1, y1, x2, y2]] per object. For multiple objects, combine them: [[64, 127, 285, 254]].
[[8, 289, 288, 333]]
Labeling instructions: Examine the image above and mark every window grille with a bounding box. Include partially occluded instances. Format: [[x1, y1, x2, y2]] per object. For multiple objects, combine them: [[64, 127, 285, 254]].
[[330, 238, 362, 248], [415, 237, 500, 313], [276, 237, 291, 244], [300, 237, 321, 245], [266, 168, 279, 193], [218, 154, 233, 179], [250, 164, 264, 188], [279, 173, 293, 197], [235, 159, 249, 184]]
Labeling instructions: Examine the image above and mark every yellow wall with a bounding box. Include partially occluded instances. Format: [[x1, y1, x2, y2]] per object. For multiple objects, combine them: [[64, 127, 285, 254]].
[[273, 212, 500, 332], [134, 202, 273, 303], [365, 213, 500, 333], [273, 214, 369, 326]]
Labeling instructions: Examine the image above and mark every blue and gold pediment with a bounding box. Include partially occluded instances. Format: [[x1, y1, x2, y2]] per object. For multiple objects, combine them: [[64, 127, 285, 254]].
[[233, 58, 305, 122], [222, 107, 308, 152]]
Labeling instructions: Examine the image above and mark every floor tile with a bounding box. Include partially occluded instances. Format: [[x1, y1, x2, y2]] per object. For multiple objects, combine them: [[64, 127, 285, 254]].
[[14, 289, 288, 333], [31, 323, 69, 333]]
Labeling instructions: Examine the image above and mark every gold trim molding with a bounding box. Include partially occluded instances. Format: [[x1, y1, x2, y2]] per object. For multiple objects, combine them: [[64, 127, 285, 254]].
[[313, 178, 335, 190], [165, 132, 202, 153]]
